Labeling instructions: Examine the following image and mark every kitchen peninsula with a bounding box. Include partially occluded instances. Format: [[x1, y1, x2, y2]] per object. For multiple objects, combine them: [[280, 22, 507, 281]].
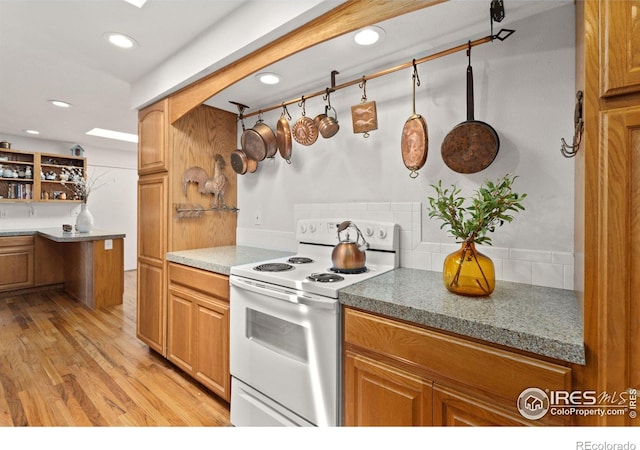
[[0, 228, 125, 309]]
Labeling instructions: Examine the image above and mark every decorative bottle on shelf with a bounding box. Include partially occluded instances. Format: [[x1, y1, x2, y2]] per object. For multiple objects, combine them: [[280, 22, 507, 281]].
[[75, 203, 94, 233]]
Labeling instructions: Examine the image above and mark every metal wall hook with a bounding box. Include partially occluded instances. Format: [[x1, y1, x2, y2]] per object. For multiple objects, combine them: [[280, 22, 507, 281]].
[[560, 90, 584, 158]]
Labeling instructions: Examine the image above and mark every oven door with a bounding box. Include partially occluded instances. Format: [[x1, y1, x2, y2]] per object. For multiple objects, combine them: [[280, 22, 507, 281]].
[[229, 275, 340, 427]]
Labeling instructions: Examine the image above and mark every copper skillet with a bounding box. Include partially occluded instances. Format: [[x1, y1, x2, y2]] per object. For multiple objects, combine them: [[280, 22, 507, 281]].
[[276, 104, 293, 163], [401, 60, 428, 178], [230, 149, 257, 175], [441, 43, 499, 173]]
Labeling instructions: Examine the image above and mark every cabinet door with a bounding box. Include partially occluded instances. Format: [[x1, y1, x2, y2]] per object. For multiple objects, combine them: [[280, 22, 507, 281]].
[[194, 299, 230, 402], [138, 99, 168, 174], [168, 263, 230, 402], [600, 105, 640, 425], [136, 173, 167, 354], [167, 288, 194, 373], [344, 350, 432, 426], [600, 0, 640, 96], [0, 237, 34, 291], [433, 384, 535, 426]]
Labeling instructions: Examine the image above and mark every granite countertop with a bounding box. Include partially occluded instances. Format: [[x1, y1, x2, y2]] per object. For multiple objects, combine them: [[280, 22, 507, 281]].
[[0, 228, 125, 242], [166, 245, 294, 276], [339, 268, 585, 365]]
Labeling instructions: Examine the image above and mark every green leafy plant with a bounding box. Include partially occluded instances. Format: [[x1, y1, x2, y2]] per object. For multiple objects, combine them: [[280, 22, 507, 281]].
[[427, 174, 527, 246]]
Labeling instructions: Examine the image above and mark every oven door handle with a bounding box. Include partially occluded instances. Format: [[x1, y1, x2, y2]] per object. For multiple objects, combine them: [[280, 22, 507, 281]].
[[230, 276, 336, 311]]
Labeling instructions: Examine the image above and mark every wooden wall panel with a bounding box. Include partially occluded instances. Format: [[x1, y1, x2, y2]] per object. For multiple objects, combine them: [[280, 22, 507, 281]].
[[169, 104, 237, 252]]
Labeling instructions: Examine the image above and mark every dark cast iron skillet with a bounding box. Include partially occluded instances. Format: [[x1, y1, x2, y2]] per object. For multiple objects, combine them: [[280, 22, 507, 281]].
[[441, 43, 499, 174]]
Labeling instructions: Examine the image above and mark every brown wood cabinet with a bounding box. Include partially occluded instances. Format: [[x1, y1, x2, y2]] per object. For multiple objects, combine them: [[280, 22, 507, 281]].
[[167, 262, 230, 401], [599, 0, 640, 97], [345, 350, 433, 426], [0, 149, 86, 202], [574, 1, 640, 426], [136, 98, 237, 358], [0, 236, 34, 291], [137, 171, 168, 354], [343, 307, 572, 426]]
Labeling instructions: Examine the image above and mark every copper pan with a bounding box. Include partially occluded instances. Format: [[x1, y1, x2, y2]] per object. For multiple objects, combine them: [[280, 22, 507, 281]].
[[230, 149, 257, 175], [400, 62, 428, 178], [441, 44, 499, 173], [242, 119, 277, 161], [276, 105, 293, 163]]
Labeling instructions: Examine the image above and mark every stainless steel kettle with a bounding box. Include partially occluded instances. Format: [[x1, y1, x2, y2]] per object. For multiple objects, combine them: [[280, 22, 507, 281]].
[[331, 220, 369, 271]]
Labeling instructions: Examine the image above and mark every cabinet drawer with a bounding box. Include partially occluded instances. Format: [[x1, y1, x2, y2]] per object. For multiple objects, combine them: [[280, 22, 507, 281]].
[[0, 235, 34, 248], [168, 262, 229, 301], [344, 308, 571, 402]]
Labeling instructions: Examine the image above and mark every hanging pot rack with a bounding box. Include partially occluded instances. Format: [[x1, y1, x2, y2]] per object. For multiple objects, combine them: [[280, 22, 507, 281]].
[[241, 28, 515, 119]]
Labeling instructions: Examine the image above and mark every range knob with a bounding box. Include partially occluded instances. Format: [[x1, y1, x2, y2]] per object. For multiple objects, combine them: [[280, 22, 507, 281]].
[[300, 224, 307, 234], [365, 226, 374, 237], [309, 224, 316, 233], [377, 228, 387, 239]]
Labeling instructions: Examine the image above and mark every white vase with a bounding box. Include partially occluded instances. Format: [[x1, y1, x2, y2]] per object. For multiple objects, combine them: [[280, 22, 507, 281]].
[[75, 203, 94, 233]]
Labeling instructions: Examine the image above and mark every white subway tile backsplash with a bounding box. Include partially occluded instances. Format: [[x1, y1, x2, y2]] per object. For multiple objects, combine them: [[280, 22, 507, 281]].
[[552, 252, 574, 265], [391, 202, 414, 211], [503, 260, 533, 284], [290, 202, 576, 290], [392, 211, 412, 231], [431, 253, 445, 273], [510, 248, 552, 263], [532, 262, 564, 289], [413, 251, 432, 271], [399, 230, 413, 250], [416, 242, 441, 253], [480, 246, 510, 260], [563, 265, 574, 291], [366, 202, 391, 211]]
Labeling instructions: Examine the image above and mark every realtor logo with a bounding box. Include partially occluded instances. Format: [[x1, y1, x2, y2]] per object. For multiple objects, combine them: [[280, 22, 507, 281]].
[[517, 387, 550, 420]]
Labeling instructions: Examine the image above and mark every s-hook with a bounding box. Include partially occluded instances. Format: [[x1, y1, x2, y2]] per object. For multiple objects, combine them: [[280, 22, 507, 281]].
[[412, 59, 421, 87], [281, 102, 291, 120], [560, 90, 584, 158], [359, 76, 368, 102]]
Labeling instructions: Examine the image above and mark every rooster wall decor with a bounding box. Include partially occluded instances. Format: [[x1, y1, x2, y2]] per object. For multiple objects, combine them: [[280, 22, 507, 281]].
[[182, 154, 229, 209]]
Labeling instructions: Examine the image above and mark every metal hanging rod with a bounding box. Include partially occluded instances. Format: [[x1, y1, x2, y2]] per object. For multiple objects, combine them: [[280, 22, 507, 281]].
[[242, 28, 515, 118]]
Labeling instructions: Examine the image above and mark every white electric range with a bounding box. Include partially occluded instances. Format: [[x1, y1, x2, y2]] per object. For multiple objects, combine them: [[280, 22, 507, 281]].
[[229, 218, 399, 427]]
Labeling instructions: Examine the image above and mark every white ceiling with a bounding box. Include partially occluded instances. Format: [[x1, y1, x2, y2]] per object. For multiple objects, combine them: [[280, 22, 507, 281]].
[[0, 0, 570, 154]]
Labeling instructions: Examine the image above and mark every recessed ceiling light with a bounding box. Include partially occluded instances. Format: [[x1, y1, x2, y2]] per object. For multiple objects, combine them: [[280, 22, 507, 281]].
[[86, 128, 138, 143], [256, 72, 281, 85], [354, 26, 385, 46], [24, 130, 40, 135], [103, 32, 138, 49], [124, 0, 147, 7], [49, 100, 71, 108]]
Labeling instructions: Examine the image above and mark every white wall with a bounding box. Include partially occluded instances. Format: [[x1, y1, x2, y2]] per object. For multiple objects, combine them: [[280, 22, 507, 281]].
[[236, 5, 576, 289], [0, 133, 138, 271]]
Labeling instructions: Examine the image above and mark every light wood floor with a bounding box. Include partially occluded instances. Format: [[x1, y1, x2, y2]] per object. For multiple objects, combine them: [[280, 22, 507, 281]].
[[0, 271, 231, 426]]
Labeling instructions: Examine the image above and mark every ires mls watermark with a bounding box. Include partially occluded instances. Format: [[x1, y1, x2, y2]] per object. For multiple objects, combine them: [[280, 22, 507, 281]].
[[516, 387, 637, 420]]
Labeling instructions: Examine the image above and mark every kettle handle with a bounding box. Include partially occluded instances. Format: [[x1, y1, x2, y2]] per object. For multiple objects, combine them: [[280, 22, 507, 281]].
[[337, 221, 369, 250]]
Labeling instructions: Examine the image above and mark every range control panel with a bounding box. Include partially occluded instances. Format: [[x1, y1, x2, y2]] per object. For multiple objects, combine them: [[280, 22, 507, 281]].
[[296, 218, 399, 252]]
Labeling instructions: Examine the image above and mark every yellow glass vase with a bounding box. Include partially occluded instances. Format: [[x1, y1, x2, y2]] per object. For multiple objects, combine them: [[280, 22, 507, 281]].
[[443, 241, 495, 296]]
